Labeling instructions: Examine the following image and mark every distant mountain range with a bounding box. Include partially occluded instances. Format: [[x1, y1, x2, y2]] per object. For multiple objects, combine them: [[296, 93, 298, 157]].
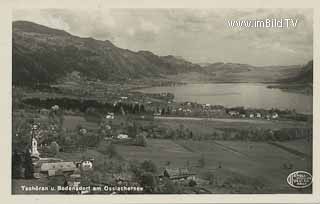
[[280, 60, 313, 84], [195, 62, 306, 83], [12, 21, 312, 86], [13, 21, 203, 85]]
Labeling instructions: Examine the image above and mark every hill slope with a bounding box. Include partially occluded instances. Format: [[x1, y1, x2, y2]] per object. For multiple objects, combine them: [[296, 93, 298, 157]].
[[199, 62, 302, 83], [13, 21, 203, 86], [280, 60, 313, 83]]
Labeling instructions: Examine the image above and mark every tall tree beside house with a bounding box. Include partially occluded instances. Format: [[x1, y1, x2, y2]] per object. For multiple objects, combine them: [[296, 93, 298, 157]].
[[179, 124, 185, 138], [136, 132, 147, 147], [161, 177, 182, 194], [49, 141, 60, 156], [140, 160, 158, 174], [24, 150, 34, 179], [161, 108, 166, 115], [128, 122, 138, 139], [140, 172, 157, 193], [97, 141, 120, 159], [12, 150, 22, 178], [166, 106, 171, 115], [140, 104, 146, 113], [198, 153, 206, 168]]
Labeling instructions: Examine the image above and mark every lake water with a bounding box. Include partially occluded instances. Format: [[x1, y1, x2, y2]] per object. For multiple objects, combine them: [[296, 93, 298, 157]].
[[137, 83, 312, 114]]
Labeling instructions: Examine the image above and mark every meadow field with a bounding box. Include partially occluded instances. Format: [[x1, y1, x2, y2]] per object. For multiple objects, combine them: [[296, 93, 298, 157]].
[[115, 138, 312, 193]]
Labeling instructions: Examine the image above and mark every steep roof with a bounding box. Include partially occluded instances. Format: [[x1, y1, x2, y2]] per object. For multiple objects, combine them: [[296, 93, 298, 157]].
[[164, 168, 195, 179], [40, 161, 77, 172]]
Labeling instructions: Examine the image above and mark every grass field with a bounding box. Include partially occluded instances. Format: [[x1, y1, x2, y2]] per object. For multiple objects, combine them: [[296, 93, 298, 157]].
[[275, 139, 312, 157], [155, 117, 311, 133], [12, 138, 312, 194], [116, 138, 312, 193], [63, 115, 99, 130]]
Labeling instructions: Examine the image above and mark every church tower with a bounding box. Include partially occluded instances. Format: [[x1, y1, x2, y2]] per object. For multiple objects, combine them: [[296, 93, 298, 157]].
[[31, 137, 40, 158], [30, 124, 40, 158]]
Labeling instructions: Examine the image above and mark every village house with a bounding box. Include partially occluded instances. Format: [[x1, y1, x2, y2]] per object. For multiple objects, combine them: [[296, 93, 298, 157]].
[[113, 173, 134, 186], [117, 134, 129, 140], [162, 168, 196, 181], [266, 114, 271, 120], [255, 112, 262, 118], [272, 112, 279, 119], [79, 128, 87, 135], [51, 105, 59, 111], [153, 112, 161, 116], [66, 173, 81, 188], [40, 161, 77, 177], [75, 159, 94, 171], [105, 112, 115, 120], [120, 96, 128, 100], [39, 108, 50, 115], [228, 110, 239, 117]]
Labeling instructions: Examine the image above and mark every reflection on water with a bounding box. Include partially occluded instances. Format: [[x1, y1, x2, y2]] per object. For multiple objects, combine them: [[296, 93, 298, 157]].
[[137, 83, 312, 114]]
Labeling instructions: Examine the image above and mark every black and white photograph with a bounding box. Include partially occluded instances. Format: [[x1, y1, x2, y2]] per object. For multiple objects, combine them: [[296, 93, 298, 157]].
[[11, 8, 315, 197]]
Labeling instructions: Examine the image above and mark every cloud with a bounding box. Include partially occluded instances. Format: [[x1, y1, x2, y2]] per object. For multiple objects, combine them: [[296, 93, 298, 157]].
[[12, 9, 313, 66]]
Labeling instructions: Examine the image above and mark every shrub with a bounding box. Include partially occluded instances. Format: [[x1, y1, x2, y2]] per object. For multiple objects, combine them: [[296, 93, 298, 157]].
[[140, 172, 157, 193], [23, 151, 34, 179], [140, 160, 157, 174], [97, 141, 120, 159]]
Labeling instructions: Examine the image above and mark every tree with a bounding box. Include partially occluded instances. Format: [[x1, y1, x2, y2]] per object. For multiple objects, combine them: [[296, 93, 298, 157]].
[[188, 179, 197, 187], [140, 104, 145, 113], [97, 141, 119, 159], [161, 177, 181, 194], [198, 154, 206, 168], [161, 108, 166, 115], [166, 106, 171, 115], [128, 122, 138, 139], [24, 150, 34, 179], [136, 132, 147, 146], [130, 161, 143, 179], [205, 171, 216, 185], [140, 172, 157, 193], [12, 150, 22, 179], [140, 160, 158, 174], [49, 141, 60, 156]]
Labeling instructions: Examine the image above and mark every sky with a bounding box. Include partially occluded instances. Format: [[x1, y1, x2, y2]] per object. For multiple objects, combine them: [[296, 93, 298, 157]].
[[12, 9, 313, 66]]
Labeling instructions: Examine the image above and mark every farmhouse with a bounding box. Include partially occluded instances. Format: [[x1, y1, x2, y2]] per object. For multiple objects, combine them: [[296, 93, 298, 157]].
[[272, 112, 279, 119], [40, 161, 77, 176], [51, 105, 59, 111], [266, 114, 271, 120], [162, 168, 196, 181], [75, 160, 94, 171], [228, 111, 239, 117], [117, 134, 129, 139], [39, 108, 50, 115], [153, 112, 161, 116], [66, 173, 81, 188], [106, 112, 115, 119]]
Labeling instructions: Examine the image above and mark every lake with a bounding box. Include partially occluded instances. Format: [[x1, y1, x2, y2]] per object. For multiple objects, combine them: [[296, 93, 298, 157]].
[[137, 83, 312, 114]]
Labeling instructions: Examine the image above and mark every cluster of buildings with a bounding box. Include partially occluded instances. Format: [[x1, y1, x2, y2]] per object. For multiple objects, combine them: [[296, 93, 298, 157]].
[[29, 130, 94, 191], [227, 110, 279, 120], [153, 100, 281, 120]]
